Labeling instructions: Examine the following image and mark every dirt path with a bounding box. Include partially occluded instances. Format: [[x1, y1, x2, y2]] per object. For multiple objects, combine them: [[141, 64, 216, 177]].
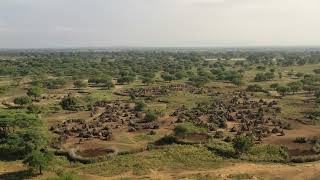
[[78, 162, 320, 180]]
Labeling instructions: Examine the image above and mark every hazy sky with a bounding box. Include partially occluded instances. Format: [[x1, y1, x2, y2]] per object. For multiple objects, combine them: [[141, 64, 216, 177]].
[[0, 0, 320, 48]]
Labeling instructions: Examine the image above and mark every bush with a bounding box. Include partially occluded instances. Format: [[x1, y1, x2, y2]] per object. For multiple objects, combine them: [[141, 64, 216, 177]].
[[207, 138, 235, 157], [294, 137, 307, 143], [246, 84, 264, 92], [173, 123, 206, 137], [27, 105, 43, 114], [154, 135, 178, 146], [135, 101, 145, 111], [144, 111, 158, 122], [73, 80, 87, 89], [241, 144, 289, 162], [290, 154, 320, 163], [14, 96, 32, 106], [233, 136, 253, 155], [27, 86, 43, 100], [60, 96, 80, 110]]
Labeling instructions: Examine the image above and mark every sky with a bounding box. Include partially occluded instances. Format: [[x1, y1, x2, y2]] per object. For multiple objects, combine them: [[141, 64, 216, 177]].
[[0, 0, 320, 48]]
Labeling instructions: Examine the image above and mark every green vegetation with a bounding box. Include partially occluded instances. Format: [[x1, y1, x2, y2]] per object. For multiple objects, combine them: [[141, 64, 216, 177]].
[[173, 122, 206, 137], [80, 145, 222, 177], [1, 49, 320, 179], [241, 144, 289, 162]]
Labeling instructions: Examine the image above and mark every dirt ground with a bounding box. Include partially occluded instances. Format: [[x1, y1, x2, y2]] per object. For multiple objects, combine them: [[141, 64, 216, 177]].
[[78, 161, 320, 180]]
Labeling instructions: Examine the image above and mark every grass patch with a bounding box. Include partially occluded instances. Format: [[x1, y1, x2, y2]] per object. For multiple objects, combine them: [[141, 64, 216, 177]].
[[207, 138, 235, 157], [134, 133, 159, 142], [79, 145, 223, 177], [241, 144, 289, 162]]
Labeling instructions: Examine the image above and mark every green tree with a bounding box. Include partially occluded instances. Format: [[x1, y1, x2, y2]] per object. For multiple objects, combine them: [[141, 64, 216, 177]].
[[276, 86, 291, 96], [161, 73, 175, 82], [288, 81, 303, 94], [233, 136, 253, 156], [117, 76, 135, 84], [23, 150, 53, 175], [60, 96, 79, 110], [27, 86, 43, 100], [142, 77, 154, 85], [14, 96, 32, 107]]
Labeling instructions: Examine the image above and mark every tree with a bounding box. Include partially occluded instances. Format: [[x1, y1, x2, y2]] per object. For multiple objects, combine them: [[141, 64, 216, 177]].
[[189, 76, 210, 87], [14, 96, 32, 107], [23, 150, 53, 175], [88, 77, 114, 89], [161, 73, 175, 82], [233, 136, 253, 156], [142, 77, 154, 85], [276, 86, 291, 96], [27, 87, 43, 100], [117, 76, 135, 84], [246, 84, 264, 92], [288, 81, 303, 94], [73, 80, 87, 89], [231, 77, 245, 86]]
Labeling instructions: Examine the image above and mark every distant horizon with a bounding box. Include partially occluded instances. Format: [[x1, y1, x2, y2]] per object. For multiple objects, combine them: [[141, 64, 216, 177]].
[[2, 45, 320, 51]]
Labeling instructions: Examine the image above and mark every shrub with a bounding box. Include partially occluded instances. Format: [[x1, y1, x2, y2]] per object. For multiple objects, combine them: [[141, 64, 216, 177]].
[[312, 143, 320, 154], [241, 144, 289, 162], [290, 154, 320, 163], [135, 101, 145, 111], [294, 137, 307, 143], [173, 123, 206, 137], [60, 96, 80, 110], [73, 80, 87, 89], [207, 138, 235, 157], [144, 111, 158, 122], [246, 84, 264, 92], [27, 105, 43, 114], [233, 136, 253, 155], [14, 96, 32, 106], [154, 135, 178, 146], [27, 86, 43, 100]]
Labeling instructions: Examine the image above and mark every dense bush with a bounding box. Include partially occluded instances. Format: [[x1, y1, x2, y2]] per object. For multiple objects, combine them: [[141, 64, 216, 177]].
[[144, 111, 158, 122], [134, 101, 145, 111], [206, 138, 235, 157], [294, 137, 307, 143], [241, 144, 289, 162], [246, 84, 264, 92], [233, 136, 253, 155], [173, 122, 206, 137], [60, 96, 80, 110], [14, 96, 32, 106]]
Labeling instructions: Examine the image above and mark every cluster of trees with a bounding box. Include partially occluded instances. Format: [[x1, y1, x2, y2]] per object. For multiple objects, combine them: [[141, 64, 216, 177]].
[[214, 69, 245, 86], [254, 71, 275, 82], [32, 78, 67, 90], [88, 76, 114, 89], [13, 86, 43, 108], [0, 110, 51, 174]]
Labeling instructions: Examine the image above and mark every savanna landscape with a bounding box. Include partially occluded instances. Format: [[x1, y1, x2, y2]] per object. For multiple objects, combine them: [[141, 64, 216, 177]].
[[1, 49, 320, 179]]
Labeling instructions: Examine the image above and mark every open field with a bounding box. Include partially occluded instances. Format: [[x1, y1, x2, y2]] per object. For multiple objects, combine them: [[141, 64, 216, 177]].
[[1, 50, 320, 179]]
